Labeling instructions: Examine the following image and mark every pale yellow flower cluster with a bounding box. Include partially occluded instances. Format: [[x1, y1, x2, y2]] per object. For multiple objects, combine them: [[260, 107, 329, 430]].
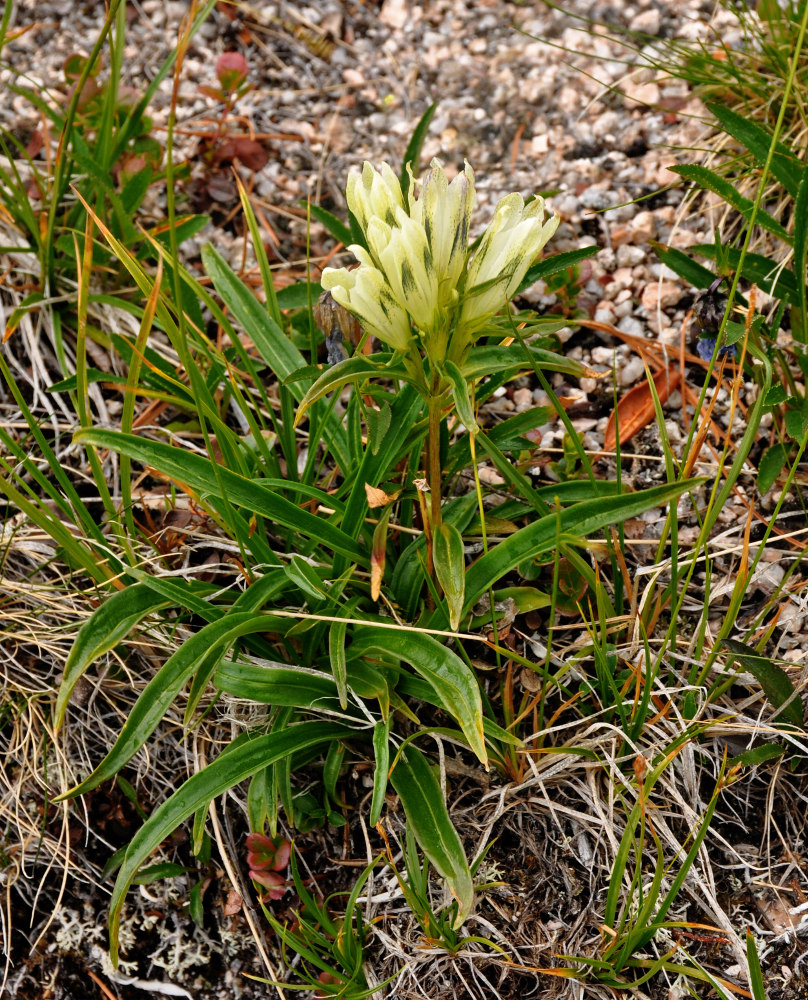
[[321, 159, 559, 365]]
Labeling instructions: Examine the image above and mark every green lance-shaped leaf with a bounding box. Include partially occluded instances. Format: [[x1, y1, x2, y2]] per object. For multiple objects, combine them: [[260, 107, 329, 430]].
[[215, 656, 389, 706], [457, 479, 705, 620], [390, 745, 474, 929], [707, 102, 803, 198], [55, 584, 172, 729], [433, 523, 466, 631], [73, 428, 367, 566], [107, 722, 357, 966], [54, 612, 289, 800], [460, 344, 594, 381], [517, 245, 600, 295], [757, 442, 789, 496], [369, 715, 393, 827], [329, 618, 349, 709], [723, 638, 804, 729], [442, 359, 478, 434], [400, 101, 438, 198], [349, 625, 486, 765], [292, 354, 412, 426], [670, 164, 792, 244]]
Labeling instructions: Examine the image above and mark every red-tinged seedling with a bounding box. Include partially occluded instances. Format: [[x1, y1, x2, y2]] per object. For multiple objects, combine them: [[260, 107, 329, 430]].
[[216, 52, 250, 96], [249, 869, 287, 902], [246, 832, 291, 902], [246, 832, 291, 872]]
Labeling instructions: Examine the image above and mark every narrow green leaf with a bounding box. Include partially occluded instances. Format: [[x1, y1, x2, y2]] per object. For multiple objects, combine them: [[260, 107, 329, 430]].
[[727, 743, 786, 769], [794, 166, 808, 330], [73, 428, 367, 566], [443, 360, 478, 433], [707, 102, 802, 197], [329, 619, 349, 709], [214, 656, 388, 706], [202, 243, 305, 390], [722, 638, 804, 728], [671, 164, 791, 243], [349, 625, 486, 765], [305, 203, 352, 247], [56, 585, 171, 729], [55, 613, 288, 800], [746, 929, 767, 1000], [517, 245, 600, 294], [692, 244, 799, 302], [108, 723, 357, 965], [459, 480, 704, 618], [650, 242, 719, 290], [369, 716, 393, 827], [390, 745, 473, 929], [276, 281, 322, 310], [433, 523, 466, 631], [293, 354, 409, 425], [460, 344, 590, 381]]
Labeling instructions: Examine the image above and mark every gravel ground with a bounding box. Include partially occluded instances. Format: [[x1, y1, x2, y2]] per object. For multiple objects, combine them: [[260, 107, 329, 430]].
[[4, 2, 805, 998]]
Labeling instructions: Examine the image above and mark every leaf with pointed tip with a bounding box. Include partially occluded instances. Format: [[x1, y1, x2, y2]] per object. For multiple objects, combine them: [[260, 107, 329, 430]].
[[349, 625, 485, 764], [73, 428, 366, 566], [55, 613, 288, 800], [723, 638, 804, 728], [433, 523, 466, 631], [56, 584, 171, 729], [390, 745, 473, 929]]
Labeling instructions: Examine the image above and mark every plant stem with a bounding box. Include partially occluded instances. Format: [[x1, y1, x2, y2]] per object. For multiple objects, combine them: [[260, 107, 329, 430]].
[[426, 390, 444, 578]]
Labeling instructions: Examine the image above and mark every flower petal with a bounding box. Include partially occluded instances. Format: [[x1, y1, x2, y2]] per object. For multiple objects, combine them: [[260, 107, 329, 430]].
[[459, 194, 559, 334], [346, 161, 404, 234], [367, 210, 440, 335], [322, 263, 412, 351], [410, 159, 475, 306]]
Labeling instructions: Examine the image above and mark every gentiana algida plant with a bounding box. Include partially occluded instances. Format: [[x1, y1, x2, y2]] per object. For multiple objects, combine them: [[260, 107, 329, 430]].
[[48, 147, 702, 969], [299, 158, 566, 583]]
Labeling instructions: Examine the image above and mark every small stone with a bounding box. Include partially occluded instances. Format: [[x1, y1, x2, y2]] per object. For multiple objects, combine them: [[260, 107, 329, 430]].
[[610, 225, 632, 247], [616, 244, 645, 267], [641, 281, 682, 311], [629, 9, 661, 35], [478, 466, 505, 486], [618, 355, 645, 387], [379, 0, 409, 29], [624, 82, 660, 107], [513, 387, 533, 411], [631, 211, 656, 243]]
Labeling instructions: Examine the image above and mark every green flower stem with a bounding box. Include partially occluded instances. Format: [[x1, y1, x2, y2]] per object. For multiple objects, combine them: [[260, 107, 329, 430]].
[[426, 389, 444, 577]]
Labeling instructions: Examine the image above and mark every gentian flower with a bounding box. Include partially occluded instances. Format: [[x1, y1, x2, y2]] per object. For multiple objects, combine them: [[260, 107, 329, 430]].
[[321, 158, 559, 365], [457, 192, 560, 342]]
